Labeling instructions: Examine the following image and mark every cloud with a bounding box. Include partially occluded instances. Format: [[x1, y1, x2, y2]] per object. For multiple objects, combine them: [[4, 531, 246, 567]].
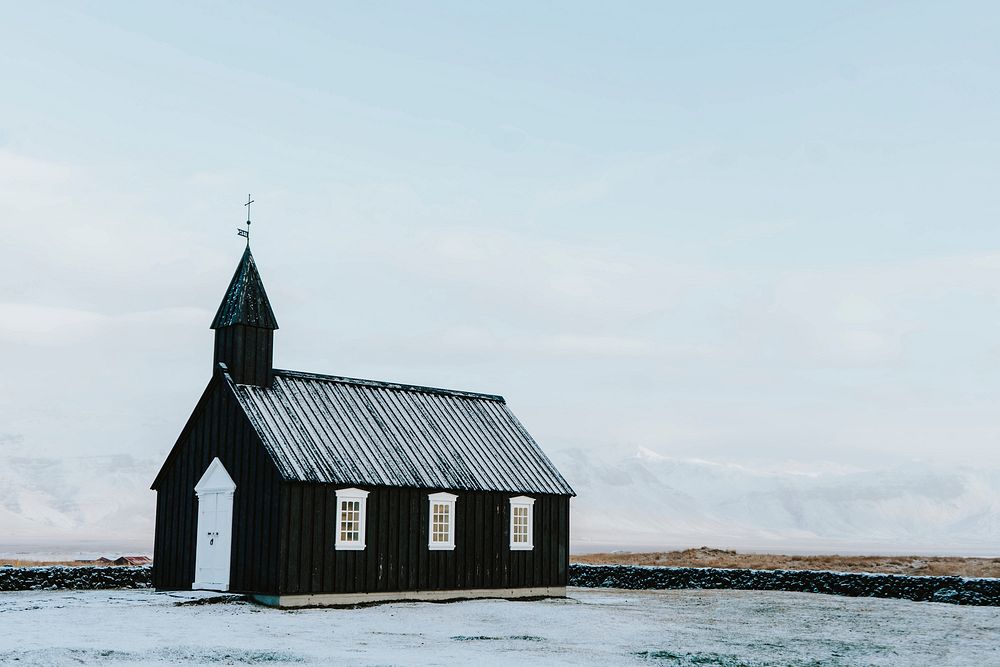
[[363, 224, 726, 327], [0, 304, 107, 345], [432, 326, 653, 359], [0, 150, 76, 205], [750, 280, 908, 368], [0, 303, 209, 346]]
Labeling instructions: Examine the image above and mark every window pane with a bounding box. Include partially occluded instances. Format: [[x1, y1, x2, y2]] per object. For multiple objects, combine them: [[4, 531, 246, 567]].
[[431, 501, 452, 542], [512, 504, 530, 545], [340, 499, 363, 543]]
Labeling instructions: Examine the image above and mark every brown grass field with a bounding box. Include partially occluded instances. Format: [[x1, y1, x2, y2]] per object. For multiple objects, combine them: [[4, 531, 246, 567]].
[[573, 547, 1000, 578]]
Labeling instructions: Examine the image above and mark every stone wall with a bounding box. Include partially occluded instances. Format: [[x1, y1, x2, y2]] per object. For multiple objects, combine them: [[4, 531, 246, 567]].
[[0, 565, 151, 591], [4, 563, 998, 606], [569, 563, 1000, 606]]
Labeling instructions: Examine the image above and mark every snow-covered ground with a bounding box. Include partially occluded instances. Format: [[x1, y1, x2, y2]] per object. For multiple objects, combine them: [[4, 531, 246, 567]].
[[1, 588, 997, 665]]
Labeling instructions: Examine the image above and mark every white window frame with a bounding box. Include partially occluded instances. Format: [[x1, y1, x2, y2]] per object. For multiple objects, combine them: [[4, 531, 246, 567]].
[[334, 487, 369, 550], [509, 496, 535, 550], [427, 491, 457, 550]]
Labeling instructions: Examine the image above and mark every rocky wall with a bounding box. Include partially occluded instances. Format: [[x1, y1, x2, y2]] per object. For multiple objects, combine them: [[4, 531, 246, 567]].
[[0, 565, 152, 591], [569, 563, 1000, 606], [4, 563, 997, 606]]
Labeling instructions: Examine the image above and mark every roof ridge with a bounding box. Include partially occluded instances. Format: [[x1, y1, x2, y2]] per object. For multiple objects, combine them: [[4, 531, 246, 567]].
[[271, 368, 506, 403]]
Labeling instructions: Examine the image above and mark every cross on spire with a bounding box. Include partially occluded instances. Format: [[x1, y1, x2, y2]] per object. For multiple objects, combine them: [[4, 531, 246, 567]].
[[238, 194, 254, 246]]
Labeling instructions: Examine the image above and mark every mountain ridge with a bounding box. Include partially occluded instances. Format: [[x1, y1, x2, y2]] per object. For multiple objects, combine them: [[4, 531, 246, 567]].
[[1, 449, 996, 557]]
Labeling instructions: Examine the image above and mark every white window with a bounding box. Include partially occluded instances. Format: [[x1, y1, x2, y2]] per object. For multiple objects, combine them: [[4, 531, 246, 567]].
[[509, 496, 535, 550], [428, 492, 457, 550], [335, 488, 369, 550]]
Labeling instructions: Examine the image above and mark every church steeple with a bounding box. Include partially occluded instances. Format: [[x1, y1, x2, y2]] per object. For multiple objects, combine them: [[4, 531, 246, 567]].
[[211, 247, 278, 387]]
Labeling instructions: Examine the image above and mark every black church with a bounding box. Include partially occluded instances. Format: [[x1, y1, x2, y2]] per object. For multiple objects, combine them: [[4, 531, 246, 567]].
[[151, 245, 575, 607]]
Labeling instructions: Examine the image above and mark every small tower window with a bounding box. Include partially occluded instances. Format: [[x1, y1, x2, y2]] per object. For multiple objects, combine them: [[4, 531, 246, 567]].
[[335, 488, 369, 550], [427, 492, 458, 550], [509, 496, 535, 550]]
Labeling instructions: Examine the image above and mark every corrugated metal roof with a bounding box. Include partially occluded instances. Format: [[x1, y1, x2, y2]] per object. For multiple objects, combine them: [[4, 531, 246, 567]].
[[227, 369, 575, 496], [211, 247, 279, 330]]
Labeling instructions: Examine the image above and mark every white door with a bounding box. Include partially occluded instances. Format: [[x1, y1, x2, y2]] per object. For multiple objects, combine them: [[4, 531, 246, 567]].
[[192, 458, 236, 591]]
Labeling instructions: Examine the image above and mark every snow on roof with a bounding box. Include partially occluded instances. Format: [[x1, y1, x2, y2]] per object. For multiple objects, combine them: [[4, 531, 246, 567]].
[[210, 247, 278, 330], [227, 369, 575, 495]]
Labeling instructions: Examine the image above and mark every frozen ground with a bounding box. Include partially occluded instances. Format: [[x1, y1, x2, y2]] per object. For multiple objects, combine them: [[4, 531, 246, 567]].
[[1, 587, 997, 666]]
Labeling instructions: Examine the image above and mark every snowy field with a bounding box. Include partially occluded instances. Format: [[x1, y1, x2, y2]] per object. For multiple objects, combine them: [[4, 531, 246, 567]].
[[1, 588, 998, 666]]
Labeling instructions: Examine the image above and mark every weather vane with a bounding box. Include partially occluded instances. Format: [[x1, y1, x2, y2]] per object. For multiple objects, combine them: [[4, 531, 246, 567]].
[[238, 194, 254, 246]]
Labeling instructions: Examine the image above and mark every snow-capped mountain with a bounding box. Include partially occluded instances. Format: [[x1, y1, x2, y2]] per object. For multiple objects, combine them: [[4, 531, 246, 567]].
[[552, 448, 1000, 554], [1, 449, 997, 557], [0, 454, 157, 557]]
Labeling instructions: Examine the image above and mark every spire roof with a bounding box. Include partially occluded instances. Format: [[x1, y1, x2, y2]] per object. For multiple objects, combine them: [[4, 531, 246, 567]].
[[211, 247, 279, 330]]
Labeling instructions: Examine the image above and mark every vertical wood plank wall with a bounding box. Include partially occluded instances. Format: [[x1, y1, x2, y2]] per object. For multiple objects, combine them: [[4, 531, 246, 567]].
[[152, 382, 282, 593], [277, 485, 570, 595], [153, 382, 572, 596], [213, 324, 273, 386]]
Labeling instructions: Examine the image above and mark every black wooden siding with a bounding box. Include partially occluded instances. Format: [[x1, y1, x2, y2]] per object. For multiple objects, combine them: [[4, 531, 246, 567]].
[[213, 324, 273, 387], [276, 485, 570, 595], [152, 379, 283, 593], [153, 380, 572, 596]]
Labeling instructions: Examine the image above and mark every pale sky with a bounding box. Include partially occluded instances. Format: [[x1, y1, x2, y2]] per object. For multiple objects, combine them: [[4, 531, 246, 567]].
[[3, 0, 1000, 494]]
